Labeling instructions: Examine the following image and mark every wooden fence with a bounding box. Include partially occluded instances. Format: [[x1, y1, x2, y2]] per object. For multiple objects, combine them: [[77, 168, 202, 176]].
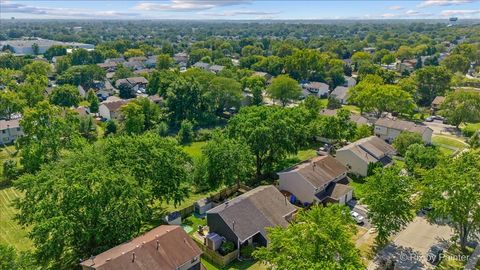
[[174, 184, 251, 218], [192, 237, 238, 266]]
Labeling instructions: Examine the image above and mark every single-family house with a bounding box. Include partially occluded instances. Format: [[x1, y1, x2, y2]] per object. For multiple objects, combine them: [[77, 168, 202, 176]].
[[78, 85, 87, 98], [144, 56, 157, 68], [302, 82, 329, 97], [124, 61, 145, 71], [206, 185, 296, 249], [374, 118, 433, 144], [431, 96, 445, 112], [330, 86, 350, 104], [319, 109, 368, 126], [99, 100, 127, 120], [0, 119, 23, 144], [336, 136, 396, 176], [174, 52, 189, 65], [278, 155, 353, 205], [97, 62, 118, 72], [104, 57, 125, 65], [148, 94, 164, 106], [80, 225, 203, 270], [209, 65, 225, 74], [363, 47, 376, 54], [127, 56, 147, 63], [115, 77, 148, 93], [253, 71, 272, 82], [343, 76, 357, 88], [193, 62, 210, 71]]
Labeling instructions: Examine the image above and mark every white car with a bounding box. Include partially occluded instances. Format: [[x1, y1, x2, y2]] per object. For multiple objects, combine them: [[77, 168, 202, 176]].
[[350, 211, 365, 224]]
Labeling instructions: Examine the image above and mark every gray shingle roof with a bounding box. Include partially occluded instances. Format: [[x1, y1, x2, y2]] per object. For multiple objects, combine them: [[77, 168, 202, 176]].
[[375, 118, 432, 135], [207, 185, 296, 243], [337, 136, 396, 164]]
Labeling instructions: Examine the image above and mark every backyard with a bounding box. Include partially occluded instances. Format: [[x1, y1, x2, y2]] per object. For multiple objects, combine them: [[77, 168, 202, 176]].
[[0, 187, 32, 251]]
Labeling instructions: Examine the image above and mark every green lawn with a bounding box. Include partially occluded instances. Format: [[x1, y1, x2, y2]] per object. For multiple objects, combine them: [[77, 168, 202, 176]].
[[183, 141, 208, 160], [437, 245, 474, 270], [182, 214, 207, 235], [342, 105, 361, 114], [432, 135, 468, 150], [202, 258, 266, 270], [0, 187, 32, 251], [349, 175, 367, 201]]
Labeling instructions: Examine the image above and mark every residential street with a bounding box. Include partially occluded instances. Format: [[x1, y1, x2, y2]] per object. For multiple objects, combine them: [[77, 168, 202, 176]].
[[368, 216, 453, 270]]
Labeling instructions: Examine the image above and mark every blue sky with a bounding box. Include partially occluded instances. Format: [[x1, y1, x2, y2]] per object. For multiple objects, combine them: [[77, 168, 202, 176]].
[[1, 0, 479, 20]]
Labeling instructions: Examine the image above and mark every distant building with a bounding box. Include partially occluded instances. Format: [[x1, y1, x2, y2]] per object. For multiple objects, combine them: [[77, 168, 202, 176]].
[[374, 118, 433, 144], [0, 119, 23, 144], [302, 82, 329, 98], [0, 38, 94, 55], [99, 100, 128, 120], [319, 109, 368, 126], [80, 225, 203, 270], [330, 86, 349, 104]]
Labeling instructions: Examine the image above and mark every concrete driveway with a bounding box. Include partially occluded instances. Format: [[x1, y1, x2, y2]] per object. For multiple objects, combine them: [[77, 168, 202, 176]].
[[423, 120, 460, 136], [369, 216, 453, 270]]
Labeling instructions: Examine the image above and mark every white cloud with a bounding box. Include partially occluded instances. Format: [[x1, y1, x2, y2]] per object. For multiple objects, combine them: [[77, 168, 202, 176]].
[[199, 9, 280, 17], [388, 5, 404, 10], [0, 1, 139, 17], [134, 0, 251, 12], [405, 9, 434, 16], [381, 13, 399, 18], [418, 0, 476, 8], [441, 9, 480, 16]]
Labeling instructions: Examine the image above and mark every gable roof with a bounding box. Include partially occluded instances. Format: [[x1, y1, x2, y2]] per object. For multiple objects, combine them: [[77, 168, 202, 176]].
[[319, 109, 368, 126], [375, 118, 432, 135], [0, 119, 20, 130], [207, 185, 296, 243], [80, 225, 202, 270], [101, 100, 127, 112], [280, 155, 347, 189], [431, 96, 445, 106], [337, 136, 396, 164], [331, 86, 349, 101], [304, 81, 329, 90]]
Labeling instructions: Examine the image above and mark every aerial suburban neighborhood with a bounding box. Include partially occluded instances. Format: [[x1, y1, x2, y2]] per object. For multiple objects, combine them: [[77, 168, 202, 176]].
[[1, 1, 480, 270]]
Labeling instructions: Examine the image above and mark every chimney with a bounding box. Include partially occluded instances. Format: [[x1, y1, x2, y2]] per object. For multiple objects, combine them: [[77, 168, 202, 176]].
[[132, 252, 136, 263], [156, 240, 159, 251]]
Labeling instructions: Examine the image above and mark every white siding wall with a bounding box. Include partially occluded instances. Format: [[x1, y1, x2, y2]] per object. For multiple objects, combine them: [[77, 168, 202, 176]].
[[336, 150, 369, 177], [99, 104, 111, 120], [0, 127, 23, 144], [278, 172, 316, 204]]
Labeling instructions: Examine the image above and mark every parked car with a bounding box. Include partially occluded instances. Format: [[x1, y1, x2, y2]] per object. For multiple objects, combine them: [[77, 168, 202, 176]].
[[427, 245, 444, 265], [425, 116, 434, 122], [350, 211, 365, 225]]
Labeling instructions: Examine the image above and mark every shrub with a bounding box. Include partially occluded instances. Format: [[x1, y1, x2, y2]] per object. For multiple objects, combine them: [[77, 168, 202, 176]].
[[177, 120, 194, 144], [195, 128, 213, 142], [240, 245, 256, 259], [219, 241, 235, 255]]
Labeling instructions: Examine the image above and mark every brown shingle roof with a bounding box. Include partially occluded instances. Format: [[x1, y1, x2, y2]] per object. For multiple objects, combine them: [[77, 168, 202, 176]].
[[282, 156, 348, 188], [0, 119, 20, 130], [431, 96, 445, 106], [80, 225, 202, 270], [319, 109, 368, 125], [101, 100, 127, 112], [375, 118, 432, 135]]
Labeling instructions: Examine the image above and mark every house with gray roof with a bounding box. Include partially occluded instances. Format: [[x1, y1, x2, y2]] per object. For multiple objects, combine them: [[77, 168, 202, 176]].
[[374, 118, 433, 144], [278, 155, 352, 205], [302, 81, 329, 98], [209, 65, 225, 74], [206, 185, 296, 249], [319, 109, 368, 126], [0, 119, 23, 144], [336, 136, 396, 176], [193, 62, 210, 71], [331, 86, 350, 104]]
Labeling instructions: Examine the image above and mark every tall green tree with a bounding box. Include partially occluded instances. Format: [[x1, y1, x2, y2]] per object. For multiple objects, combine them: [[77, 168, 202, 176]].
[[421, 151, 480, 251], [86, 89, 99, 113], [414, 66, 452, 106], [228, 106, 306, 179], [206, 77, 242, 114], [21, 61, 52, 78], [18, 102, 80, 173], [49, 85, 81, 107], [393, 131, 424, 156], [267, 75, 301, 107], [441, 89, 480, 128], [363, 166, 415, 245], [200, 132, 253, 189], [0, 90, 25, 119], [253, 205, 364, 270], [156, 54, 174, 70], [120, 102, 144, 135]]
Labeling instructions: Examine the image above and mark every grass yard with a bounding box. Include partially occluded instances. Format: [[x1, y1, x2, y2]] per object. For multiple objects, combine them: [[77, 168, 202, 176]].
[[432, 135, 468, 149], [183, 141, 208, 161], [182, 214, 207, 235], [0, 187, 32, 251], [342, 105, 361, 114], [349, 175, 367, 201], [202, 258, 267, 270], [437, 245, 474, 270]]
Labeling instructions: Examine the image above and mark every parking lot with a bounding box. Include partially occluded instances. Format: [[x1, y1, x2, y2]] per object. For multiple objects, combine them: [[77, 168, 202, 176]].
[[369, 216, 453, 270]]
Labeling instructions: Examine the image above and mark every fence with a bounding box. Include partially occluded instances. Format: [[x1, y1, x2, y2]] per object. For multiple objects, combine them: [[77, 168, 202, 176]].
[[192, 236, 238, 266], [174, 184, 251, 218]]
